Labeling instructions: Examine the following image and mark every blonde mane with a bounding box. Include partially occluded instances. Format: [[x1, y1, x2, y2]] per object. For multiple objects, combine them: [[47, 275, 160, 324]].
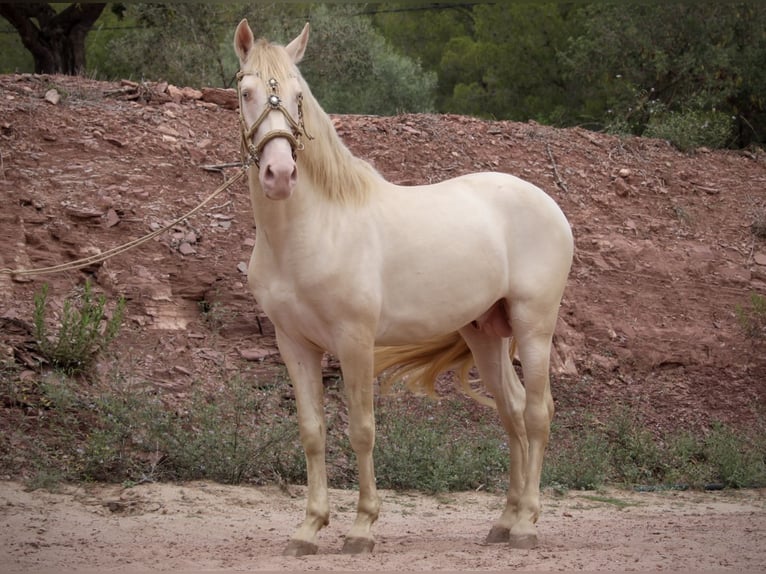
[[245, 39, 382, 205]]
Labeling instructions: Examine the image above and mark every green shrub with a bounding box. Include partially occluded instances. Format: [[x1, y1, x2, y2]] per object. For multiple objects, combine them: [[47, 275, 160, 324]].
[[543, 429, 611, 490], [33, 281, 125, 375], [159, 378, 305, 484], [606, 409, 666, 485], [662, 431, 716, 488], [373, 396, 507, 493], [644, 108, 734, 151], [704, 422, 766, 488]]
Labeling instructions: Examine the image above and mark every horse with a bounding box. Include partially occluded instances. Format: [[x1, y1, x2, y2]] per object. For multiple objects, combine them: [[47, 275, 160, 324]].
[[233, 19, 574, 556]]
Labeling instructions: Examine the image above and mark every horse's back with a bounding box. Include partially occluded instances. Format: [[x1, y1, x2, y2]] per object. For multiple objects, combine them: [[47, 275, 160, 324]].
[[408, 171, 573, 279]]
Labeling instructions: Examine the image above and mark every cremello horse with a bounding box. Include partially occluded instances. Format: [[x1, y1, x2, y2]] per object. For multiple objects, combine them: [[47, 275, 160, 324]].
[[234, 20, 573, 556]]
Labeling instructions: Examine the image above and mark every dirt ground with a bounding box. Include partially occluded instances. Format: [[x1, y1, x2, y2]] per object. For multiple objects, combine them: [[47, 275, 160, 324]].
[[1, 480, 764, 572], [1, 73, 766, 571]]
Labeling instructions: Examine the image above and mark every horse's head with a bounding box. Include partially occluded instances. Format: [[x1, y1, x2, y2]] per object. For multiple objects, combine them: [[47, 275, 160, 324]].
[[234, 19, 310, 200]]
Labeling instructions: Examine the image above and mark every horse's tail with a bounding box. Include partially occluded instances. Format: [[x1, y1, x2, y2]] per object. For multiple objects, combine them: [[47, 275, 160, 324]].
[[374, 332, 506, 409]]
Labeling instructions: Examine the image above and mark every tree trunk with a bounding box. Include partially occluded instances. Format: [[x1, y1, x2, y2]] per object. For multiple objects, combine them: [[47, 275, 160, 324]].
[[0, 3, 106, 75]]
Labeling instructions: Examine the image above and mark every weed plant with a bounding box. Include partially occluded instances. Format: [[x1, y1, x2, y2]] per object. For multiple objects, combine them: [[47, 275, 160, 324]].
[[33, 281, 125, 375]]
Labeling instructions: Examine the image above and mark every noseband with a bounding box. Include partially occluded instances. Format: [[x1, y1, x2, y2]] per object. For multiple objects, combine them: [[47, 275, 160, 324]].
[[236, 71, 311, 167]]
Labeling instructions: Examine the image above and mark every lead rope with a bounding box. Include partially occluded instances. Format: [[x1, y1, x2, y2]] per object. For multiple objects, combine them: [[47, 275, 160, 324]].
[[0, 163, 250, 277]]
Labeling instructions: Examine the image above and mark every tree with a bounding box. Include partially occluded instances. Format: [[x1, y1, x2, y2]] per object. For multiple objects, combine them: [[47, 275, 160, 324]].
[[0, 3, 108, 75], [562, 2, 766, 146]]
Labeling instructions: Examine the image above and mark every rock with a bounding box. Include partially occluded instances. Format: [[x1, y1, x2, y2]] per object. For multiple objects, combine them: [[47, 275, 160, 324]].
[[44, 88, 60, 105], [167, 85, 183, 102], [178, 242, 196, 255], [754, 253, 766, 266], [104, 209, 120, 228], [181, 87, 202, 100], [613, 177, 631, 197], [237, 262, 248, 274], [65, 206, 103, 220], [200, 87, 238, 110], [157, 125, 181, 138], [239, 347, 278, 361]]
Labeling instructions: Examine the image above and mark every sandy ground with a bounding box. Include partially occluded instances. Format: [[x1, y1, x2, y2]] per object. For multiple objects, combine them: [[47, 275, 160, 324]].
[[1, 481, 764, 572]]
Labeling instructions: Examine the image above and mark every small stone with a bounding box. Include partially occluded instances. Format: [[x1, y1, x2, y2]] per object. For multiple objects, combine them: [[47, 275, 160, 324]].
[[44, 89, 60, 105], [239, 348, 276, 361], [167, 85, 183, 102], [178, 242, 196, 255], [754, 253, 766, 266], [104, 209, 120, 228]]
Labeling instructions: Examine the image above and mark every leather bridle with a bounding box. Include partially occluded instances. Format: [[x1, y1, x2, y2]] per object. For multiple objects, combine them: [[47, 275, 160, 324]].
[[236, 71, 311, 167]]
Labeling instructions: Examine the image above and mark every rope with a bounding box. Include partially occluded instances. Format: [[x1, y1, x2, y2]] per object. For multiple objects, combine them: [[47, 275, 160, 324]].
[[0, 165, 249, 277]]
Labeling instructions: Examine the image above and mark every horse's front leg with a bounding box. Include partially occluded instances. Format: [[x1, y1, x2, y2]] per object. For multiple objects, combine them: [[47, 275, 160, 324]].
[[337, 335, 380, 554], [276, 330, 328, 557]]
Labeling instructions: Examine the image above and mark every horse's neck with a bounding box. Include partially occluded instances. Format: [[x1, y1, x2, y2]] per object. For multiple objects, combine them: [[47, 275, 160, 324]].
[[248, 176, 325, 249]]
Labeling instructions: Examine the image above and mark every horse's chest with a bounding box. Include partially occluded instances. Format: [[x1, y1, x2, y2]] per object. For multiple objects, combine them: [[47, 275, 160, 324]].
[[249, 263, 344, 333]]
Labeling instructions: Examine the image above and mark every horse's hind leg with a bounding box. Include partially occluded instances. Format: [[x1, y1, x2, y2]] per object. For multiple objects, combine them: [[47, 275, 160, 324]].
[[458, 325, 529, 546], [505, 301, 559, 548]]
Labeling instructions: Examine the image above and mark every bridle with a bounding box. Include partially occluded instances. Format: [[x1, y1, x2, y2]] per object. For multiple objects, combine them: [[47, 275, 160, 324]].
[[236, 70, 311, 167]]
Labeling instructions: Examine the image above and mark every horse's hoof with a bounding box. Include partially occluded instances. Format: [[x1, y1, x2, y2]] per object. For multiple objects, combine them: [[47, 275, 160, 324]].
[[485, 525, 510, 544], [342, 536, 375, 554], [509, 533, 538, 549], [283, 539, 318, 557]]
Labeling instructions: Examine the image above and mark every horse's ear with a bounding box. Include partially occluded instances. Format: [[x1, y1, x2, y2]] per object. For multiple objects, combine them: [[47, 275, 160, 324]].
[[234, 18, 254, 65], [285, 23, 310, 64]]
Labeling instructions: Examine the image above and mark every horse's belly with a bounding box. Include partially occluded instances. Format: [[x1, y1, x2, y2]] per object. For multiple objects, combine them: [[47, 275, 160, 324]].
[[375, 250, 508, 344]]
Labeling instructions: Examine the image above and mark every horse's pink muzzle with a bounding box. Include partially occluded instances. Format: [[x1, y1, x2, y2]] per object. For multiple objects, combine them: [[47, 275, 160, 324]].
[[259, 140, 298, 200]]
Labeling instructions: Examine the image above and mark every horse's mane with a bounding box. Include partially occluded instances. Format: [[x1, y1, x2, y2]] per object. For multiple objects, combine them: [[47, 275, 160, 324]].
[[246, 39, 382, 205]]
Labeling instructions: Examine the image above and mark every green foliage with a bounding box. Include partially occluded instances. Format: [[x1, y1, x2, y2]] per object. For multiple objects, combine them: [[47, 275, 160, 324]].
[[377, 1, 766, 146], [84, 3, 436, 114], [440, 4, 579, 123], [33, 281, 125, 375], [543, 425, 611, 490], [605, 409, 666, 485], [4, 373, 305, 486], [373, 396, 507, 493], [561, 2, 766, 146], [736, 293, 766, 339], [3, 368, 764, 493], [158, 378, 305, 484], [91, 3, 241, 87], [296, 4, 436, 114], [703, 422, 766, 488], [3, 2, 766, 144], [0, 18, 33, 73]]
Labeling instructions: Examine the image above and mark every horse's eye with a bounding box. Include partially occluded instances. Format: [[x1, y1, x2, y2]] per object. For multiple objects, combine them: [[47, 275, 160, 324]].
[[241, 90, 251, 100]]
